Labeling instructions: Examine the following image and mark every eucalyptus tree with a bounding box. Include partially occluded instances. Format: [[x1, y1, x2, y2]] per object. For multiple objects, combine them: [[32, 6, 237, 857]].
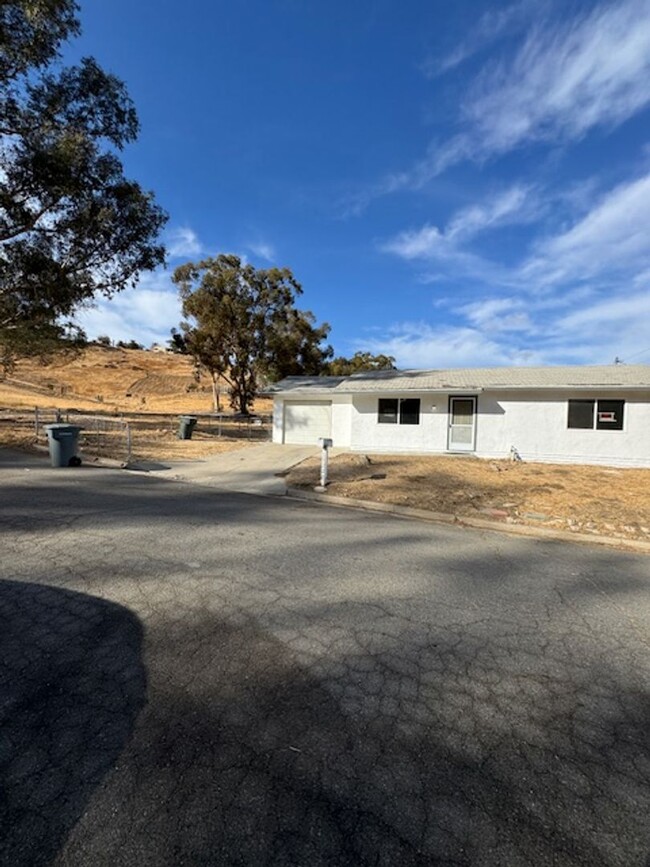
[[0, 0, 167, 366]]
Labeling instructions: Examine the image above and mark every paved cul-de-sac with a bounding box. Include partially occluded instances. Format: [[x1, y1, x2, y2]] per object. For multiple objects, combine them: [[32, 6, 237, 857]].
[[1, 450, 649, 866]]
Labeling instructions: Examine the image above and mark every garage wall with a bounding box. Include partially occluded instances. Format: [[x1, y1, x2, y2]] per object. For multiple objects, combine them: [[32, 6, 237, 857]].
[[273, 395, 353, 447], [282, 400, 332, 444]]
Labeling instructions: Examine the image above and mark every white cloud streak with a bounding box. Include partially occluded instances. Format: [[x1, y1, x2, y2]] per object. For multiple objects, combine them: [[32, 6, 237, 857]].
[[166, 226, 203, 260], [380, 185, 537, 290], [361, 322, 544, 368], [357, 0, 650, 204], [247, 241, 276, 263], [556, 291, 650, 332], [522, 172, 650, 288], [461, 0, 650, 157], [376, 168, 650, 366], [459, 298, 533, 333], [383, 184, 535, 259], [422, 0, 539, 78]]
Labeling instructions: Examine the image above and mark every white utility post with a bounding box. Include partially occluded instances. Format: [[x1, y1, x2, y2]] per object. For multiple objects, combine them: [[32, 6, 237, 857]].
[[315, 437, 333, 492]]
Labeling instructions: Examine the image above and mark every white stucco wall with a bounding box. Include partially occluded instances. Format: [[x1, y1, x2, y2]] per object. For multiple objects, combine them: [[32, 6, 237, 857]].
[[350, 393, 450, 454], [331, 395, 352, 447], [277, 389, 650, 466], [475, 390, 650, 467], [272, 397, 284, 443]]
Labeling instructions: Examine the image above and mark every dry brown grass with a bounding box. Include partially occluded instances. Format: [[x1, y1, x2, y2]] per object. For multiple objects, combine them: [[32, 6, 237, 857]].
[[0, 344, 272, 464], [286, 453, 650, 543], [0, 414, 256, 463], [0, 345, 272, 415]]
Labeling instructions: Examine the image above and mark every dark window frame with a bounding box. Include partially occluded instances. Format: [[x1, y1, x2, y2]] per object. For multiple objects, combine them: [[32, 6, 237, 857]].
[[378, 398, 398, 424], [567, 398, 625, 431], [400, 398, 420, 425], [377, 397, 421, 425]]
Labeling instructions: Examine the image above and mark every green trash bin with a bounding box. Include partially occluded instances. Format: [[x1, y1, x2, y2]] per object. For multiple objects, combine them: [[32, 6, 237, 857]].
[[177, 415, 198, 440], [45, 423, 83, 468]]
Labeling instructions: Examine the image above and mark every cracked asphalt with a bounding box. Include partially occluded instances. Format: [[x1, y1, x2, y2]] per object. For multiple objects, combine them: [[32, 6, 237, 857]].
[[1, 451, 649, 866]]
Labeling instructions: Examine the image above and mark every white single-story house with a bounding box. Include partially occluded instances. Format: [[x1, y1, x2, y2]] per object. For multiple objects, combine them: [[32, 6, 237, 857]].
[[267, 365, 650, 468]]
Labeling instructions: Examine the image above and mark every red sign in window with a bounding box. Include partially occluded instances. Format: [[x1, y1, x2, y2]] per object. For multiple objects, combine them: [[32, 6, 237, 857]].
[[598, 411, 616, 423]]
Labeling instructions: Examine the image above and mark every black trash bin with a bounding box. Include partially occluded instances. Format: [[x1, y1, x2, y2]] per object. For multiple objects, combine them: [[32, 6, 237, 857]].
[[177, 415, 198, 440], [45, 424, 83, 468]]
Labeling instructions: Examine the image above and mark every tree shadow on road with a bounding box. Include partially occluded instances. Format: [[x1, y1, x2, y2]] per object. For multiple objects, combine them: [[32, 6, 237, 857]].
[[0, 580, 146, 867], [54, 606, 650, 867]]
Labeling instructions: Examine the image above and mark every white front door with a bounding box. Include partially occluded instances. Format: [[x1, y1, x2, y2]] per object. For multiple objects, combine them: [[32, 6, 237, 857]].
[[448, 397, 476, 452]]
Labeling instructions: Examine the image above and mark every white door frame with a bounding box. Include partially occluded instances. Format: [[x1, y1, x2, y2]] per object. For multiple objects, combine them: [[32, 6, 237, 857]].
[[447, 396, 477, 452]]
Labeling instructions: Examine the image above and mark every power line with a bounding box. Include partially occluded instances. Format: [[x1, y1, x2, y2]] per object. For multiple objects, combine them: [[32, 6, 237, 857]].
[[620, 346, 650, 363]]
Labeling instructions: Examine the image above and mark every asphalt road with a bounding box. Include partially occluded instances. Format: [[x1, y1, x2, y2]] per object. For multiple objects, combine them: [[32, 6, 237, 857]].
[[1, 452, 649, 866]]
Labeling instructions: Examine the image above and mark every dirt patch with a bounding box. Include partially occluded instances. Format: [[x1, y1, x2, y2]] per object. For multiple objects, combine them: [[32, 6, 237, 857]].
[[286, 453, 650, 543]]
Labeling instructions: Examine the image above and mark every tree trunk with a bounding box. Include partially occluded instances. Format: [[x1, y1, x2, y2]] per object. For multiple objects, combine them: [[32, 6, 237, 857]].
[[211, 372, 221, 412]]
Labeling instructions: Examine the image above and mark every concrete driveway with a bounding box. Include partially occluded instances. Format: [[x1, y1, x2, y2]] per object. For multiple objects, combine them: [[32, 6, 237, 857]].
[[1, 452, 649, 866], [136, 442, 319, 495]]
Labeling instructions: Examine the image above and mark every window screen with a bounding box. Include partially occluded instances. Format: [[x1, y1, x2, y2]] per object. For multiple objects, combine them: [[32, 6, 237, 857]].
[[568, 399, 625, 430], [400, 398, 420, 425], [378, 398, 398, 424], [596, 400, 624, 431], [377, 398, 420, 424], [568, 400, 594, 429]]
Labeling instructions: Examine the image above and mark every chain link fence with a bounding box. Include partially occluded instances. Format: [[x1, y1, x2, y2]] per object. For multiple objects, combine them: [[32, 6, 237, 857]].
[[2, 406, 272, 464], [70, 414, 132, 464], [33, 408, 132, 463], [195, 413, 272, 441]]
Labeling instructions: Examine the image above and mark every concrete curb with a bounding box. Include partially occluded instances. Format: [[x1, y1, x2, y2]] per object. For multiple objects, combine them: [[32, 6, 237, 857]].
[[285, 487, 650, 554]]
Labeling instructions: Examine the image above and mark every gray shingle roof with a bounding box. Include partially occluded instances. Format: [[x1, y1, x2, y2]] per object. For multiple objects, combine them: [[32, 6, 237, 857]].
[[263, 375, 347, 395], [268, 365, 650, 394]]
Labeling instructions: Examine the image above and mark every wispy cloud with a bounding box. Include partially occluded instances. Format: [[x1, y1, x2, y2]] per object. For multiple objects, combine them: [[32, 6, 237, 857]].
[[375, 167, 650, 366], [459, 297, 533, 333], [166, 226, 203, 260], [383, 170, 650, 298], [460, 0, 650, 158], [358, 296, 650, 367], [380, 185, 537, 289], [522, 171, 650, 288], [421, 0, 539, 79], [383, 184, 535, 258], [356, 0, 650, 206], [556, 291, 650, 332], [247, 241, 276, 263], [360, 321, 543, 368]]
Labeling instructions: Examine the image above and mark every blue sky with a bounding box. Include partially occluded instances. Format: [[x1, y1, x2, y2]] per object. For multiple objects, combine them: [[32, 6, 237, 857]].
[[69, 0, 650, 367]]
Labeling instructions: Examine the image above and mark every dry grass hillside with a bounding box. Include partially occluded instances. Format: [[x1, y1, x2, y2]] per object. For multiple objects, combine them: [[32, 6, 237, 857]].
[[0, 345, 271, 414]]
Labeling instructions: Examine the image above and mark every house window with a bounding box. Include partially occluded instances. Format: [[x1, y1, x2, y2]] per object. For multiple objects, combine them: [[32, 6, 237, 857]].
[[596, 400, 624, 430], [378, 398, 398, 424], [400, 398, 420, 425], [567, 400, 594, 429], [567, 399, 624, 431], [377, 398, 420, 425]]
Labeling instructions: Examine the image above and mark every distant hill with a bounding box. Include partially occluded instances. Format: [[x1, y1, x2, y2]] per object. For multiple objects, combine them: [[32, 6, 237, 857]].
[[0, 345, 269, 414]]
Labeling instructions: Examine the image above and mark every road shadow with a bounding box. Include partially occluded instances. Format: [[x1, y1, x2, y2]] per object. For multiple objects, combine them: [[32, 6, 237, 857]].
[[0, 580, 146, 867], [54, 607, 650, 867]]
